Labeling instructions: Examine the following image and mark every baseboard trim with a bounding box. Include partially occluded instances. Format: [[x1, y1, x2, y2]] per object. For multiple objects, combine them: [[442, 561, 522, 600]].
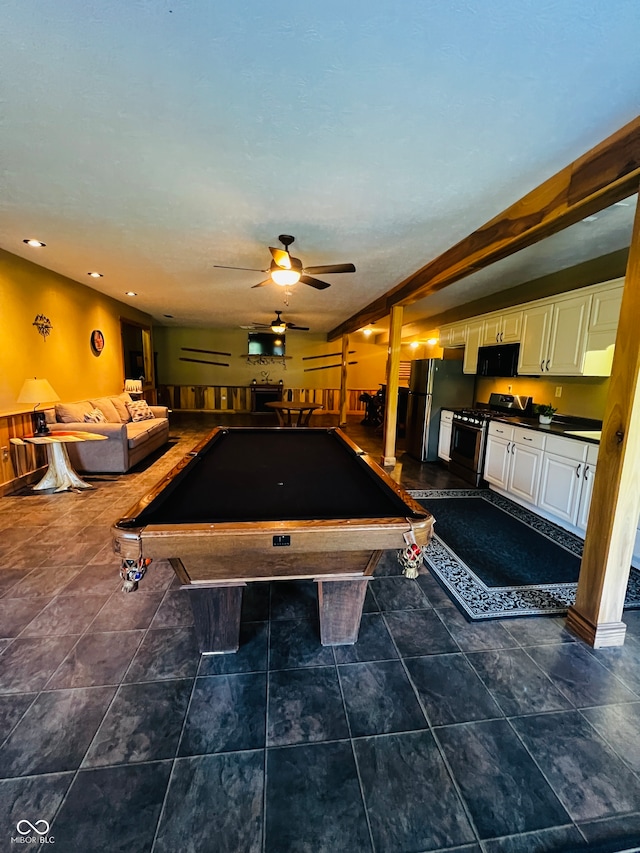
[[566, 605, 627, 647]]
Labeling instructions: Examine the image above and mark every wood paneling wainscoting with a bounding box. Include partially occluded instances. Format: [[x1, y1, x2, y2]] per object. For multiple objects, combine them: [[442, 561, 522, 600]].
[[157, 385, 375, 414], [0, 411, 47, 494]]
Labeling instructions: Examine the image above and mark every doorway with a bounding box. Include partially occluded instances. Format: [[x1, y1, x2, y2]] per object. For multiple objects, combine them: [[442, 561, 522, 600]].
[[120, 320, 156, 403]]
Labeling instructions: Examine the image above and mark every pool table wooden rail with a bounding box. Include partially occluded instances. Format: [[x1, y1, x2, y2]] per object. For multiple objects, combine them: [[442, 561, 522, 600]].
[[112, 426, 434, 651]]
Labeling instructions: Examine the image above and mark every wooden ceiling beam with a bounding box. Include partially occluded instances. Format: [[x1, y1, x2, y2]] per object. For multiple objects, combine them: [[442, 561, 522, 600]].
[[328, 115, 640, 340]]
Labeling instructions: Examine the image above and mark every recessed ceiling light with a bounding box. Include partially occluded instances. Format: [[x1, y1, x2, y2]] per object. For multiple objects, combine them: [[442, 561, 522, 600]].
[[23, 238, 46, 247], [125, 291, 137, 297], [87, 272, 103, 278]]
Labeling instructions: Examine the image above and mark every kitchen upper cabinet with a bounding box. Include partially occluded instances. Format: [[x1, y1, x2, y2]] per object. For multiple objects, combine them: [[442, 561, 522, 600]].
[[438, 322, 467, 348], [582, 279, 623, 376], [481, 310, 522, 346], [463, 321, 483, 374], [518, 291, 592, 376]]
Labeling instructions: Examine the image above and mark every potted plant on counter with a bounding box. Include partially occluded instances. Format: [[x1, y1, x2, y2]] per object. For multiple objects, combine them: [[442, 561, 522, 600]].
[[534, 403, 557, 425]]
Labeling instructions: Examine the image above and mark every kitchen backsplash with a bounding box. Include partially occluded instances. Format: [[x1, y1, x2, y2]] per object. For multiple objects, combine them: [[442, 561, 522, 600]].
[[475, 375, 609, 420]]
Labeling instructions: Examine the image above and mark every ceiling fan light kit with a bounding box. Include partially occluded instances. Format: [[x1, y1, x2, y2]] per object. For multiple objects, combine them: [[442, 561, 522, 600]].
[[214, 234, 356, 291]]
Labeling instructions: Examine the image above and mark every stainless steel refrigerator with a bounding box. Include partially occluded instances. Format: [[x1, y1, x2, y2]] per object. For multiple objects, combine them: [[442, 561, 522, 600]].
[[405, 359, 476, 461]]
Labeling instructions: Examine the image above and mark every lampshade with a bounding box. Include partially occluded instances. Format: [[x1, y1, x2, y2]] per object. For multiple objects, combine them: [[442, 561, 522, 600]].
[[124, 379, 143, 393], [270, 322, 286, 334], [17, 378, 60, 407]]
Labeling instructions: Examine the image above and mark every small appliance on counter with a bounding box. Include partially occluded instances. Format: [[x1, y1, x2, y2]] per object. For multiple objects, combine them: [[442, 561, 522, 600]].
[[448, 393, 533, 486], [405, 359, 476, 461]]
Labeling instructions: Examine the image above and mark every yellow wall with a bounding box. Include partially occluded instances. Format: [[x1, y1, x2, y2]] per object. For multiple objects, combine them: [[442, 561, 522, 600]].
[[475, 375, 609, 420], [0, 249, 154, 414], [153, 327, 388, 390]]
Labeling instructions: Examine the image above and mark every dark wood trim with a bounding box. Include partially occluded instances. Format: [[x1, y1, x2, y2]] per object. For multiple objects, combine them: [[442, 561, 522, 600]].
[[328, 115, 640, 339]]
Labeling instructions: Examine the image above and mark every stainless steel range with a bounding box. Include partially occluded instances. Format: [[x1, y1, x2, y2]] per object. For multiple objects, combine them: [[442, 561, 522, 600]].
[[449, 393, 533, 487]]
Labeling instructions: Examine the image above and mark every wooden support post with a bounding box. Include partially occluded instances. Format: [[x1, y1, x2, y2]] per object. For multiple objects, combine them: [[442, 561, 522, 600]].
[[339, 334, 349, 426], [381, 305, 403, 467], [567, 190, 640, 648]]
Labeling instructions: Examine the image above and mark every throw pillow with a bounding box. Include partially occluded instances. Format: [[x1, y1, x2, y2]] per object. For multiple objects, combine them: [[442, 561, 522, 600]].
[[126, 400, 155, 422], [55, 401, 94, 423], [90, 396, 121, 423], [84, 408, 108, 424], [110, 395, 131, 423]]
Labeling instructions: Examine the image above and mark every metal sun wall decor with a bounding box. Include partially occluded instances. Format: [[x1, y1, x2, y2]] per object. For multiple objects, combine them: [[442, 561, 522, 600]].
[[33, 314, 53, 340]]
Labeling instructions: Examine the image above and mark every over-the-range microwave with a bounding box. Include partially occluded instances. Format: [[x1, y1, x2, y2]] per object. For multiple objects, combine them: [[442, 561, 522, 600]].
[[476, 343, 520, 377]]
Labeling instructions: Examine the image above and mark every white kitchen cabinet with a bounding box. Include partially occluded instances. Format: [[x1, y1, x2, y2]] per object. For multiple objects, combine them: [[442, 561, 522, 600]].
[[463, 321, 483, 374], [576, 444, 599, 532], [438, 410, 454, 461], [518, 291, 592, 376], [538, 434, 588, 525], [438, 322, 467, 348], [484, 422, 544, 504], [507, 427, 545, 505], [481, 310, 522, 346], [483, 423, 513, 489], [582, 280, 623, 376]]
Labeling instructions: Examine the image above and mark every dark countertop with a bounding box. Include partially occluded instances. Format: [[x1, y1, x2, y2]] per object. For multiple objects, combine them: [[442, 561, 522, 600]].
[[490, 414, 602, 443]]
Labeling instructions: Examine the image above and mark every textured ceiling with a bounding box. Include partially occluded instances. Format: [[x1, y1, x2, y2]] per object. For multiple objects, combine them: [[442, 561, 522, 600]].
[[1, 1, 639, 335]]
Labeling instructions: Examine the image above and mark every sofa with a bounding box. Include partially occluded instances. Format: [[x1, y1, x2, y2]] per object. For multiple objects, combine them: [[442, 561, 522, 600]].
[[46, 393, 170, 473]]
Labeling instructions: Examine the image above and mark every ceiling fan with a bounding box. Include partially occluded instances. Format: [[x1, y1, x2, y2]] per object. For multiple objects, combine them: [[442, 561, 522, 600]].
[[241, 311, 310, 333], [214, 234, 356, 289]]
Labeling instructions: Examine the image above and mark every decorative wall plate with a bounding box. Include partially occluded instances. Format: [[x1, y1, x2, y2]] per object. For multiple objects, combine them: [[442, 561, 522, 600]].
[[90, 329, 105, 355]]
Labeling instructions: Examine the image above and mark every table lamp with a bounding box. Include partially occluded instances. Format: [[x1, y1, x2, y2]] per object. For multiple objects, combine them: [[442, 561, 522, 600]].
[[17, 377, 60, 435], [124, 379, 143, 399]]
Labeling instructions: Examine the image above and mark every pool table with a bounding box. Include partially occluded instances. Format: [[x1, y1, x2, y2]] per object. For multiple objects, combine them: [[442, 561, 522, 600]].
[[113, 427, 433, 652]]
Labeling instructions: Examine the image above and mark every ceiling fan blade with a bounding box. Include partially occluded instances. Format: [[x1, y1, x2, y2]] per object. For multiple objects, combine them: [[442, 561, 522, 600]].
[[303, 263, 356, 275], [269, 247, 291, 269], [251, 278, 273, 289], [213, 265, 267, 272], [287, 324, 310, 331], [300, 274, 331, 290]]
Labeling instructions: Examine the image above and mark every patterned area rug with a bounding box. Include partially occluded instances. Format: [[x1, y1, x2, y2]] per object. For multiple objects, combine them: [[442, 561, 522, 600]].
[[410, 489, 640, 621]]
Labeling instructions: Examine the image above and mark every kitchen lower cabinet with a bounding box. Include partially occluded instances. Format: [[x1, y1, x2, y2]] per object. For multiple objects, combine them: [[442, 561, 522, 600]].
[[483, 423, 513, 490], [508, 432, 544, 505], [484, 424, 603, 539], [537, 435, 588, 526], [438, 410, 454, 461], [484, 423, 544, 504], [576, 444, 599, 532]]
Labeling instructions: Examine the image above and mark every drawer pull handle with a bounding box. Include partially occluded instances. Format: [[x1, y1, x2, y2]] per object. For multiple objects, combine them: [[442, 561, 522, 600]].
[[576, 464, 582, 478], [584, 464, 590, 480], [523, 436, 532, 441]]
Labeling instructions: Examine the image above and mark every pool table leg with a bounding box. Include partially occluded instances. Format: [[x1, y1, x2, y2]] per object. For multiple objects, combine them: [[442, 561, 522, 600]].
[[188, 584, 245, 654], [316, 577, 369, 645]]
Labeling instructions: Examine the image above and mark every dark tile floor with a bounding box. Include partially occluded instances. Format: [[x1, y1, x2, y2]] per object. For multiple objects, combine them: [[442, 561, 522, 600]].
[[1, 413, 640, 852]]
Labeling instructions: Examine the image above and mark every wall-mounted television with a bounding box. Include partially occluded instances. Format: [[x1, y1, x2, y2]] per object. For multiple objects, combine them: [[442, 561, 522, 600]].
[[248, 332, 286, 356]]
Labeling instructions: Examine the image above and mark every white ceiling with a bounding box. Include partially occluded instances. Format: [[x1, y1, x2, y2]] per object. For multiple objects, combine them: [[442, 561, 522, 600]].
[[1, 1, 639, 335]]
